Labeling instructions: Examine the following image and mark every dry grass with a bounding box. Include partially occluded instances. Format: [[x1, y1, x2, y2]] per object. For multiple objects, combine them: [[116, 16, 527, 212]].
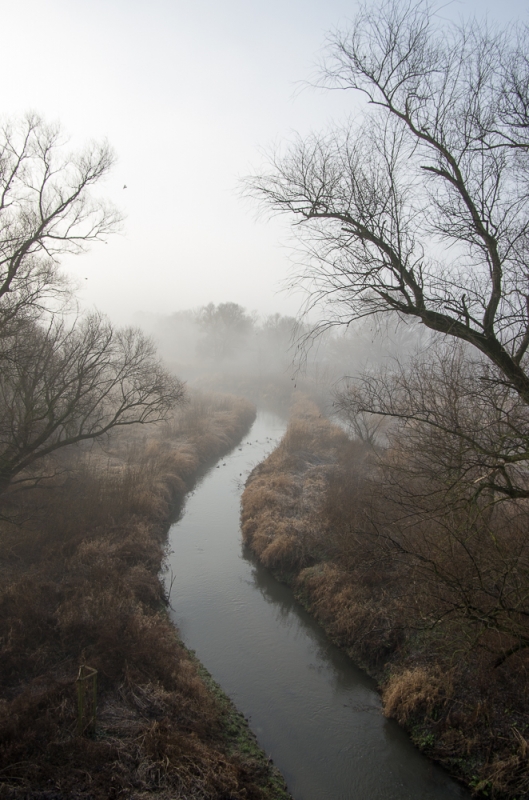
[[382, 667, 453, 726], [241, 397, 529, 799], [0, 392, 291, 799], [241, 398, 344, 571]]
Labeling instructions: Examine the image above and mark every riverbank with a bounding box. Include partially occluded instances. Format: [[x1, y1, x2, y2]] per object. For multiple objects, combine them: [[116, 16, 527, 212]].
[[241, 400, 529, 799], [0, 392, 291, 799]]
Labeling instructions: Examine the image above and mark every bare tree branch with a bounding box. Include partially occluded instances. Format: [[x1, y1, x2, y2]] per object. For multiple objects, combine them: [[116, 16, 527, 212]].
[[0, 114, 184, 495], [0, 314, 185, 493], [0, 113, 122, 322], [245, 1, 529, 404]]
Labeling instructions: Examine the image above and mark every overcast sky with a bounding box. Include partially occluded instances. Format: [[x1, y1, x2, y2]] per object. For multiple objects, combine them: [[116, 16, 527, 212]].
[[2, 0, 528, 324]]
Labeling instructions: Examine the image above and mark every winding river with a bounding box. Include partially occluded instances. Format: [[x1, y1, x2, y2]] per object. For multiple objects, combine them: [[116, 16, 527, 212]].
[[164, 410, 469, 800]]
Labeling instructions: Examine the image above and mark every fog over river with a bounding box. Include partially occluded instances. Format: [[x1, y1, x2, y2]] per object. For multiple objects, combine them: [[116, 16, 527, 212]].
[[164, 411, 469, 800]]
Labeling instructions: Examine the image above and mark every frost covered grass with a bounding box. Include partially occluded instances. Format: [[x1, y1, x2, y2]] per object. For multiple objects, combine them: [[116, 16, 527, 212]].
[[241, 398, 529, 799], [0, 392, 290, 799]]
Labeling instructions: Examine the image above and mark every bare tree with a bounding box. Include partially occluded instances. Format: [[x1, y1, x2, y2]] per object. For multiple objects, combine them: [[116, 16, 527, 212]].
[[0, 313, 185, 493], [0, 113, 121, 329], [246, 1, 529, 405], [357, 366, 529, 664], [246, 2, 529, 673], [0, 114, 185, 496], [335, 340, 529, 496], [196, 302, 254, 360]]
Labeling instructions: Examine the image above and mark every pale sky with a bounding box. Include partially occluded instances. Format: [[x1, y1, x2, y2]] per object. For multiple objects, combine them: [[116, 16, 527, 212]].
[[2, 0, 527, 325]]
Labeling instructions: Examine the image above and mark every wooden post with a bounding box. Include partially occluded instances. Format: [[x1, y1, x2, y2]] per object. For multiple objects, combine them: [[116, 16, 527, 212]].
[[76, 664, 97, 735]]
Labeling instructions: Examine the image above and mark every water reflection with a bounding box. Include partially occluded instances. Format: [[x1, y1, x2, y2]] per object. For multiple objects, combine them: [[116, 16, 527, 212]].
[[245, 549, 384, 704]]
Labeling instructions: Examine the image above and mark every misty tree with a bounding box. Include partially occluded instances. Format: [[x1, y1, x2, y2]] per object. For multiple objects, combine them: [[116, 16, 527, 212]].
[[246, 0, 529, 497], [0, 314, 184, 493], [0, 114, 185, 494], [260, 313, 297, 348], [197, 302, 254, 360], [0, 113, 121, 334]]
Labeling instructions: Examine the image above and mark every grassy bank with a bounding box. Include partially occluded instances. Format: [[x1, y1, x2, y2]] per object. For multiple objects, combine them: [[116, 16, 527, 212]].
[[241, 399, 529, 799], [0, 392, 291, 799]]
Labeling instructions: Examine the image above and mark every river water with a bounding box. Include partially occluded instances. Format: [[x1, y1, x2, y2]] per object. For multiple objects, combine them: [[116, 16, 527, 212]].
[[164, 411, 468, 800]]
